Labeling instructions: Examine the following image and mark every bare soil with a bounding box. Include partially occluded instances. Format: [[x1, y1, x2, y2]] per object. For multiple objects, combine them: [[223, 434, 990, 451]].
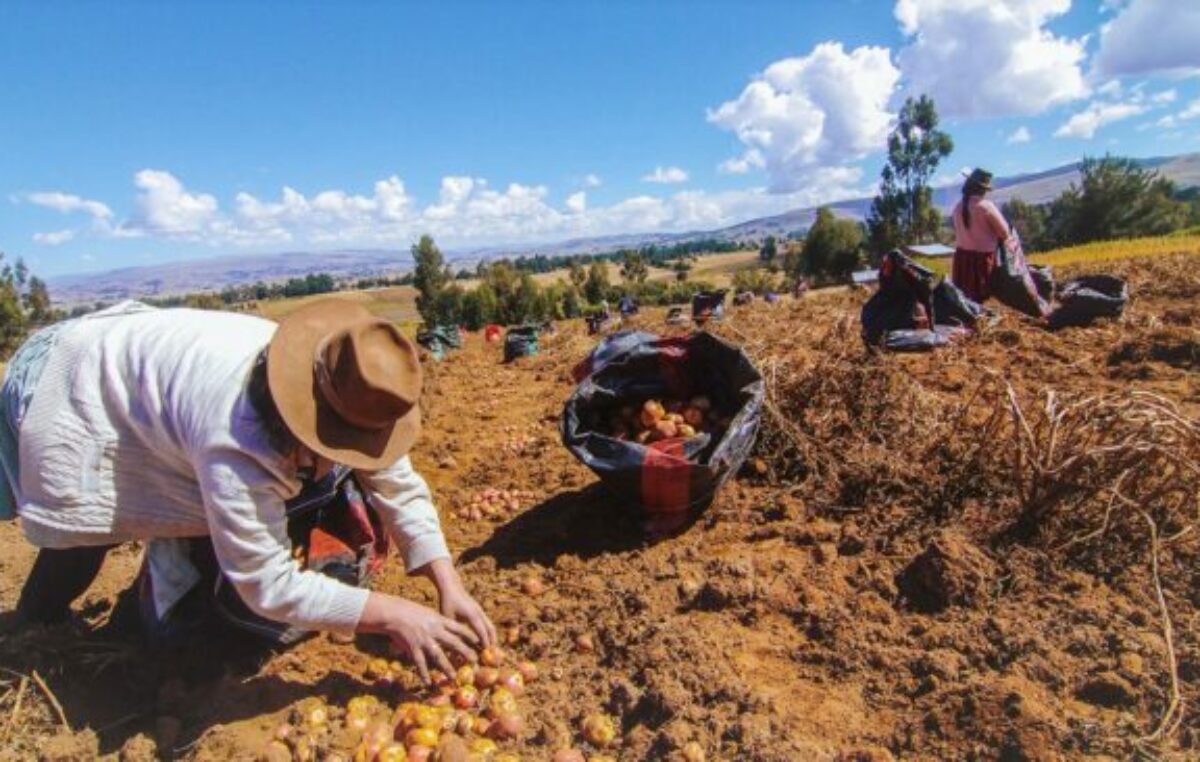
[[1, 254, 1198, 761]]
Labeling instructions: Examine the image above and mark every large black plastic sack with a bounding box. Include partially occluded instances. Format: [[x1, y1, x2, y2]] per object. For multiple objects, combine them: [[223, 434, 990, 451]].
[[561, 332, 764, 537], [863, 251, 986, 350], [861, 250, 936, 345], [1048, 274, 1129, 330], [1029, 264, 1055, 301], [691, 290, 728, 321], [989, 236, 1050, 319], [571, 330, 659, 383], [503, 326, 539, 362], [931, 280, 987, 328]]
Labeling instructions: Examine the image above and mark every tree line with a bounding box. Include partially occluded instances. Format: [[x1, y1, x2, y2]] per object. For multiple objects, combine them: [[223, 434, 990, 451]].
[[1000, 156, 1200, 252], [412, 235, 716, 330], [0, 253, 56, 358]]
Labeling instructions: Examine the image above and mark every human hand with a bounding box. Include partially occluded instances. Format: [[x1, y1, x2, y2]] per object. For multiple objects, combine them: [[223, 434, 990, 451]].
[[359, 593, 478, 683], [417, 557, 498, 648], [438, 578, 497, 649]]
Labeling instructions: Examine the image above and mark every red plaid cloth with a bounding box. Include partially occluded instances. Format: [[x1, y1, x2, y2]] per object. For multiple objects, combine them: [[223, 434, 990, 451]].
[[640, 437, 694, 537], [307, 477, 390, 580]]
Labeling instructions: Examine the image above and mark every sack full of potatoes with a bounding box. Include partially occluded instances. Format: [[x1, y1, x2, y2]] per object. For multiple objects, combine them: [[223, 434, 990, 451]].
[[561, 331, 764, 537]]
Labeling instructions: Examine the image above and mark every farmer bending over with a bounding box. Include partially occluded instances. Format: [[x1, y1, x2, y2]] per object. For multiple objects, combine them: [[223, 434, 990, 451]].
[[2, 299, 493, 681]]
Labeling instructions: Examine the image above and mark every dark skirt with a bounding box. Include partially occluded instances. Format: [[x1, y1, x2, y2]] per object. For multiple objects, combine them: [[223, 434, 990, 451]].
[[952, 248, 996, 303]]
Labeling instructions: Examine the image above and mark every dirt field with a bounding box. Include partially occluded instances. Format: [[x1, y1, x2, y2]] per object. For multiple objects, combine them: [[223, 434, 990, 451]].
[[1, 252, 1198, 760]]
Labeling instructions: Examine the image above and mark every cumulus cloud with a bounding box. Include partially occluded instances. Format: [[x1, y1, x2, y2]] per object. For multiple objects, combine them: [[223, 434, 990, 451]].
[[1054, 100, 1146, 139], [641, 166, 689, 184], [709, 41, 899, 194], [24, 191, 112, 220], [1093, 0, 1200, 77], [1156, 98, 1200, 129], [33, 229, 76, 246], [127, 169, 219, 236], [1006, 126, 1032, 144], [565, 192, 586, 214], [717, 150, 764, 175], [582, 174, 602, 188], [895, 0, 1087, 118]]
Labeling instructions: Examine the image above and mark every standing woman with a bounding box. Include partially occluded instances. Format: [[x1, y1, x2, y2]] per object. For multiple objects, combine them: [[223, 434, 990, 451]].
[[951, 168, 1011, 303]]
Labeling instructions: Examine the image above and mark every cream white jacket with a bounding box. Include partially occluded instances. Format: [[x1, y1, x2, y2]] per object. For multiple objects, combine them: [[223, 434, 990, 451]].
[[16, 306, 449, 632]]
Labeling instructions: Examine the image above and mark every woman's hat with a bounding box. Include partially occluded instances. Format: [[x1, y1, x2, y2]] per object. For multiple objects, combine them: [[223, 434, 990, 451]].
[[267, 298, 422, 470], [963, 168, 994, 192]]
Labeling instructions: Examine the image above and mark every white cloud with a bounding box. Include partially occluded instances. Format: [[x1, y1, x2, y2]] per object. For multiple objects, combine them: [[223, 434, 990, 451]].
[[24, 191, 112, 220], [708, 41, 899, 194], [717, 150, 764, 175], [1093, 0, 1200, 77], [31, 162, 878, 253], [33, 229, 75, 246], [1155, 98, 1200, 130], [895, 0, 1087, 118], [1006, 126, 1032, 144], [1054, 100, 1146, 139], [1151, 89, 1177, 104], [565, 192, 586, 214], [582, 174, 602, 188], [641, 166, 689, 184], [127, 169, 218, 236]]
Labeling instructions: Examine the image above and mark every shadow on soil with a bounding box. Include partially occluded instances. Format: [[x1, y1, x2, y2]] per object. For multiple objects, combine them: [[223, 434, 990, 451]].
[[460, 483, 653, 569], [0, 594, 395, 756]]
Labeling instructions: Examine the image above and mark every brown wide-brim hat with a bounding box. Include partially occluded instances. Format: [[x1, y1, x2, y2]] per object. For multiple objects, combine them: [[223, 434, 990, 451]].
[[268, 298, 422, 470], [964, 168, 994, 192]]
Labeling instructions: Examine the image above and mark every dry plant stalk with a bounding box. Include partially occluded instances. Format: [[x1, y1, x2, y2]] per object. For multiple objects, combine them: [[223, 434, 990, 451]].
[[1004, 387, 1200, 541], [1004, 387, 1199, 742], [30, 671, 69, 732], [1, 675, 29, 744]]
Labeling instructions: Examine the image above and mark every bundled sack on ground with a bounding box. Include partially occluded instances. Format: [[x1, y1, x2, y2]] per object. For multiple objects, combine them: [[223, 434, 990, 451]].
[[1047, 274, 1129, 330], [561, 331, 764, 537], [861, 249, 987, 352], [691, 290, 728, 323], [503, 325, 539, 362], [586, 313, 613, 335], [415, 325, 462, 361]]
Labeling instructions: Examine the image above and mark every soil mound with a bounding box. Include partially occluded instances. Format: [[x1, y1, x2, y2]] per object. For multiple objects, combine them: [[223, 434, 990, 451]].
[[895, 531, 996, 613]]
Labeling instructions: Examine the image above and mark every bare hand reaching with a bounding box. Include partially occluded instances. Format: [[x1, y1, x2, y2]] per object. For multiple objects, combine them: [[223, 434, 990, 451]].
[[358, 593, 478, 683]]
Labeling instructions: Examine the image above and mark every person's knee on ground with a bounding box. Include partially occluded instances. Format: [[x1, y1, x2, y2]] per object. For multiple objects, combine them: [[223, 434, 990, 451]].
[[16, 545, 116, 624]]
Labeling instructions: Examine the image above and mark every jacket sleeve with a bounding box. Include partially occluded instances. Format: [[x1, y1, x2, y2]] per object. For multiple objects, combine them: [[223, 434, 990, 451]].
[[355, 456, 451, 573], [195, 449, 369, 634]]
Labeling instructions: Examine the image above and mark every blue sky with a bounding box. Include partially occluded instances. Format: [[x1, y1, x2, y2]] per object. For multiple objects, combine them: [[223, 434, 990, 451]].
[[2, 0, 1198, 277]]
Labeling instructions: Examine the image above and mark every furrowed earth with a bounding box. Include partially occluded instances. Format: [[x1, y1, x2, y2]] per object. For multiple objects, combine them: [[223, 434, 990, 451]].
[[1, 253, 1197, 761]]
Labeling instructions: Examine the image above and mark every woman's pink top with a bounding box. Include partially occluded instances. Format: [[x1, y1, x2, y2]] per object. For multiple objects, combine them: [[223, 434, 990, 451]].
[[952, 196, 1010, 252]]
